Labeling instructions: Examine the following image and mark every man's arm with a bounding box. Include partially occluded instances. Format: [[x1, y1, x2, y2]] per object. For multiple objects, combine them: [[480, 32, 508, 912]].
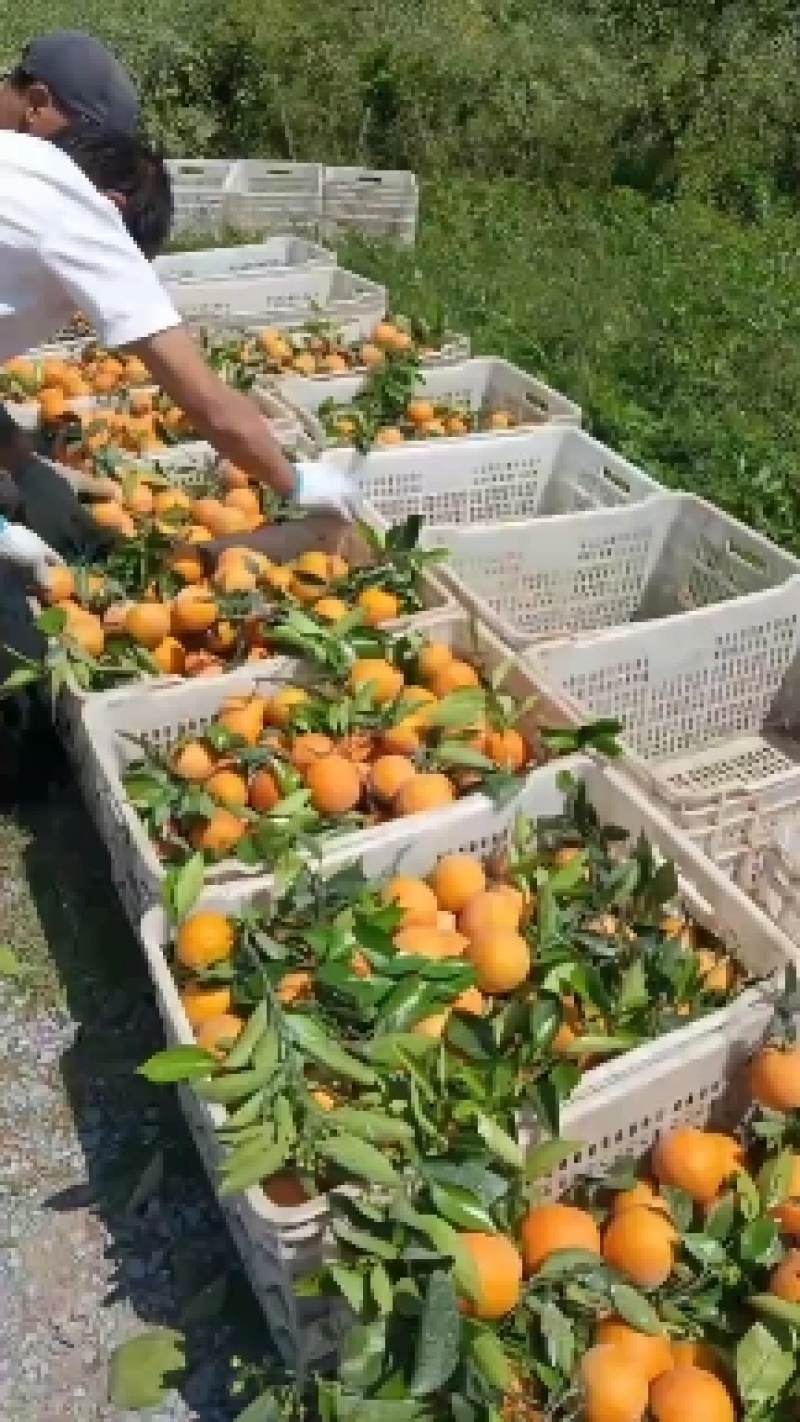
[[130, 328, 297, 499]]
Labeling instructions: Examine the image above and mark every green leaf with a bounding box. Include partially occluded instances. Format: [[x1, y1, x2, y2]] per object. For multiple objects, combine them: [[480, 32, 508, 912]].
[[0, 944, 25, 978], [163, 852, 205, 923], [283, 1015, 377, 1085], [540, 1299, 575, 1376], [534, 1248, 607, 1281], [330, 1264, 367, 1314], [428, 1181, 498, 1232], [740, 1216, 781, 1265], [233, 1392, 284, 1422], [107, 1328, 186, 1409], [417, 1214, 481, 1301], [476, 1113, 524, 1169], [617, 959, 648, 1012], [326, 1106, 415, 1146], [525, 1138, 583, 1181], [750, 1294, 800, 1327], [467, 1327, 516, 1392], [317, 1134, 402, 1188], [126, 1150, 164, 1214], [137, 1045, 216, 1083], [736, 1322, 795, 1407], [219, 1138, 288, 1196], [410, 1270, 461, 1396], [370, 1262, 394, 1315], [609, 1284, 664, 1334], [758, 1151, 796, 1210], [428, 688, 487, 729]]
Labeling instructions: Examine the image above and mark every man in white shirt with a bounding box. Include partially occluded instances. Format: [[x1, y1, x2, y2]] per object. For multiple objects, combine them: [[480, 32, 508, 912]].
[[0, 37, 352, 571]]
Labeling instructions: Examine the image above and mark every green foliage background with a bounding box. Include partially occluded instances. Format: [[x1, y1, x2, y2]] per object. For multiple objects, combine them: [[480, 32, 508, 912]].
[[4, 0, 800, 545]]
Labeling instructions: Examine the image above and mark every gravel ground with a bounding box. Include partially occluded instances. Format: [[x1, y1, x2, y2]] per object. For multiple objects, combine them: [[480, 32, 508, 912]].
[[0, 750, 270, 1420]]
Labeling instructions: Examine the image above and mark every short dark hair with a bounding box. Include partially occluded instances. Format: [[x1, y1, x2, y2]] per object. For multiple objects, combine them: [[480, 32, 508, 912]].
[[49, 124, 173, 259]]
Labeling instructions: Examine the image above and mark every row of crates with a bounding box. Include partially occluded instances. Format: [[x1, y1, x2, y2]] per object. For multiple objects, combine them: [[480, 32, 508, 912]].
[[165, 159, 419, 246]]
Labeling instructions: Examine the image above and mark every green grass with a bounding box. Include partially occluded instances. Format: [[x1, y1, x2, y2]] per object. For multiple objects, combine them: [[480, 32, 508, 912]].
[[338, 179, 800, 553]]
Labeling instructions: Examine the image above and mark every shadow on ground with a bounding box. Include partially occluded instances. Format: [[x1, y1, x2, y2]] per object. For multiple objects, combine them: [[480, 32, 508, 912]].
[[13, 730, 272, 1418]]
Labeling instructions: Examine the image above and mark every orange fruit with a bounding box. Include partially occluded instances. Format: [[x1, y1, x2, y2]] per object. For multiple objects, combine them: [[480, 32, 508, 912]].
[[429, 854, 486, 912], [64, 610, 105, 658], [370, 755, 417, 802], [248, 769, 283, 814], [579, 1345, 650, 1422], [459, 889, 522, 938], [152, 637, 186, 675], [418, 642, 453, 681], [669, 1342, 724, 1375], [181, 983, 233, 1028], [613, 1181, 672, 1219], [407, 399, 436, 426], [171, 741, 216, 782], [375, 426, 404, 445], [189, 809, 247, 856], [394, 773, 455, 816], [276, 970, 313, 1004], [413, 1010, 450, 1039], [381, 876, 439, 927], [176, 912, 235, 970], [313, 596, 349, 623], [304, 755, 363, 815], [750, 1046, 800, 1112], [348, 658, 404, 704], [467, 930, 531, 994], [153, 489, 192, 517], [485, 727, 529, 772], [171, 588, 218, 635], [264, 687, 309, 728], [769, 1251, 800, 1302], [357, 587, 401, 626], [459, 1231, 523, 1320], [195, 1013, 245, 1059], [430, 659, 481, 698], [218, 699, 264, 746], [214, 562, 257, 595], [771, 1154, 800, 1235], [602, 1206, 676, 1288], [125, 601, 172, 649], [394, 926, 466, 960], [42, 565, 76, 604], [224, 487, 261, 518], [519, 1203, 601, 1274], [652, 1128, 740, 1205], [649, 1367, 735, 1422], [453, 985, 485, 1016], [206, 769, 249, 809], [290, 733, 334, 771], [379, 719, 424, 756], [595, 1319, 674, 1383]]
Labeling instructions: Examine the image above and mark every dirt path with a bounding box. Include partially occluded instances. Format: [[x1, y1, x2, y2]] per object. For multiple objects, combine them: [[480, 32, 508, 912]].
[[0, 770, 268, 1419]]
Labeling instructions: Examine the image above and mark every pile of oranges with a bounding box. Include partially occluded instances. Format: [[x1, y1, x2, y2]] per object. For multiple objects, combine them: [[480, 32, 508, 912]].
[[0, 348, 151, 417], [325, 396, 519, 446], [42, 531, 427, 680], [125, 643, 539, 859], [45, 390, 194, 473], [223, 317, 440, 380]]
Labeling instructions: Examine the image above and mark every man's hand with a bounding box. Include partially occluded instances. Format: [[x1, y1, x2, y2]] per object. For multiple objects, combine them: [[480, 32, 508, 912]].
[[0, 520, 64, 586]]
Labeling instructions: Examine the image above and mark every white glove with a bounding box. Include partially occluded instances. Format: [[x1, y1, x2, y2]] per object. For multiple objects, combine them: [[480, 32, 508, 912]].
[[293, 461, 356, 519], [0, 518, 64, 585]]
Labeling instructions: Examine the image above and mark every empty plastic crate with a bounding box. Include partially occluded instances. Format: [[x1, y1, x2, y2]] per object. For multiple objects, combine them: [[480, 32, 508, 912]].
[[419, 492, 800, 649], [326, 426, 660, 526], [155, 237, 335, 283], [166, 160, 238, 239], [225, 161, 323, 238], [80, 608, 566, 930], [276, 358, 580, 447], [321, 166, 419, 246], [526, 578, 800, 873], [137, 754, 790, 1354]]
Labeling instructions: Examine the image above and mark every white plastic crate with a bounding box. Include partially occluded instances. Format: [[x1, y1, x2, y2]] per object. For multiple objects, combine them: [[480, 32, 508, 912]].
[[137, 754, 789, 1347], [79, 608, 563, 930], [167, 160, 238, 239], [419, 492, 800, 649], [225, 161, 324, 239], [324, 425, 660, 526], [169, 267, 387, 336], [756, 820, 800, 943], [526, 578, 800, 873], [275, 358, 581, 448], [155, 237, 335, 282], [321, 166, 419, 247]]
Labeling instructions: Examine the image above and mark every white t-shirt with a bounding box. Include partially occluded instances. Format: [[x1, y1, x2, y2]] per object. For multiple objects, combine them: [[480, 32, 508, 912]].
[[0, 131, 181, 361]]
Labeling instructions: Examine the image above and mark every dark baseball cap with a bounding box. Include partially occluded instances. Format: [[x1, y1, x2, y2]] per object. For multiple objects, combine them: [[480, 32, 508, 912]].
[[18, 30, 140, 135]]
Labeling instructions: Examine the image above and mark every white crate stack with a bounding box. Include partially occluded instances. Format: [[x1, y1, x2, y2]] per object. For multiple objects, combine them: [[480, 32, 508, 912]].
[[225, 161, 324, 238], [321, 166, 419, 246]]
